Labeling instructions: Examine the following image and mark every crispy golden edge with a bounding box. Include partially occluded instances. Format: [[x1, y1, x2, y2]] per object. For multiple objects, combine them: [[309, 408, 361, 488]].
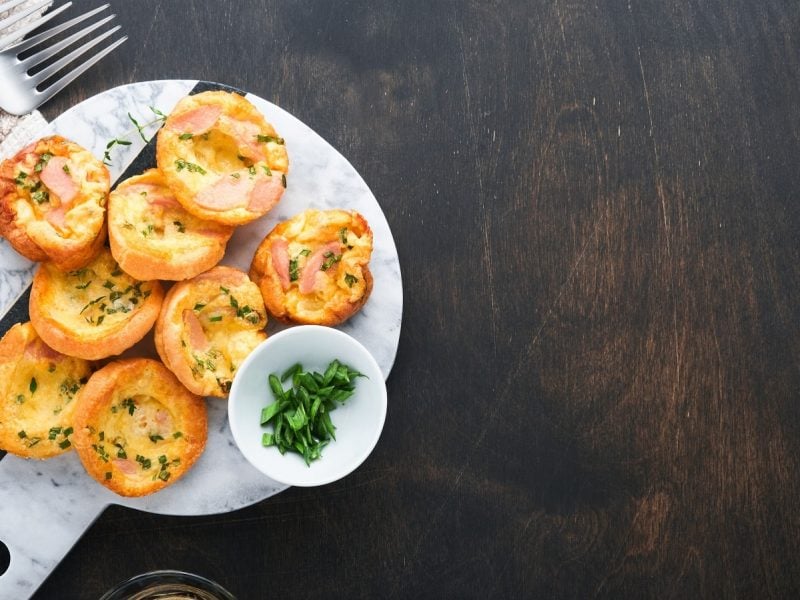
[[29, 259, 164, 360], [249, 209, 374, 326], [155, 91, 288, 226], [72, 358, 207, 497], [0, 136, 108, 270], [155, 266, 265, 398], [0, 322, 91, 459], [108, 169, 233, 280]]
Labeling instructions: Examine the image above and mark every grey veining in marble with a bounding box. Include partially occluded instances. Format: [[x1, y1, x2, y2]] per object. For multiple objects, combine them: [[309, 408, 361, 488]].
[[0, 80, 403, 599]]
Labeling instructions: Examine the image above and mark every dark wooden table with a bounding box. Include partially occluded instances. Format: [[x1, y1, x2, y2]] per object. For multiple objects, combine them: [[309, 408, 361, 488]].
[[17, 0, 800, 597]]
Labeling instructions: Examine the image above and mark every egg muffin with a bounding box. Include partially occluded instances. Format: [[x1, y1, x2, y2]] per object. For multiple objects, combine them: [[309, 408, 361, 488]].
[[0, 135, 109, 271], [108, 169, 234, 280], [72, 358, 207, 497], [249, 209, 374, 325], [156, 91, 289, 226], [154, 266, 267, 398], [29, 247, 164, 360], [0, 322, 93, 459]]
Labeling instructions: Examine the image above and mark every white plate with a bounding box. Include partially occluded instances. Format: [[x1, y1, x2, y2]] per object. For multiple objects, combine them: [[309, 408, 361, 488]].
[[0, 80, 402, 600]]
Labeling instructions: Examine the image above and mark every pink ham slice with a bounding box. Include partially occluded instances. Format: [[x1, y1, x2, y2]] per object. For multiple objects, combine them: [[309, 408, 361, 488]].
[[113, 459, 137, 475], [270, 239, 290, 290], [148, 195, 183, 210], [217, 115, 266, 161], [194, 174, 251, 211], [24, 338, 61, 361], [193, 267, 247, 287], [155, 409, 171, 428], [194, 172, 283, 214], [122, 183, 183, 211], [45, 204, 69, 230], [248, 174, 284, 213], [299, 241, 341, 294], [167, 105, 222, 135], [40, 156, 77, 204], [182, 309, 210, 352]]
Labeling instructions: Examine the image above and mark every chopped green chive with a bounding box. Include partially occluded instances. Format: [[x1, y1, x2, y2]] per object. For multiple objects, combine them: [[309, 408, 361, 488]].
[[175, 159, 207, 175], [256, 134, 285, 144], [259, 360, 363, 465]]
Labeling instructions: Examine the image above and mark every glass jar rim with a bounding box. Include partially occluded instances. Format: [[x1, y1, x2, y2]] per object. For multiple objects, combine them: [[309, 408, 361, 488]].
[[99, 569, 236, 600]]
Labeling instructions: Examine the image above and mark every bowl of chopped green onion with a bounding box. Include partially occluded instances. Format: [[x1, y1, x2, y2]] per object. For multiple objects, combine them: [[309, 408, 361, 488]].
[[227, 325, 387, 486]]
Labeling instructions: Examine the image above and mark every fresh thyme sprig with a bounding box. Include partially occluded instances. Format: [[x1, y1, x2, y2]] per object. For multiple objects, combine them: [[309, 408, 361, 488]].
[[103, 106, 168, 166]]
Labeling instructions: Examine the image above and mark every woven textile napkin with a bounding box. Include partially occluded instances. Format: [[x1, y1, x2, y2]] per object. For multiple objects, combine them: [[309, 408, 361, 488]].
[[0, 0, 52, 158]]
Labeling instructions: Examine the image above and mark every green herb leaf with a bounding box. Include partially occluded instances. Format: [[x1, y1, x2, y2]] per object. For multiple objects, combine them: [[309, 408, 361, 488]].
[[175, 159, 207, 175], [256, 134, 285, 144], [258, 359, 360, 464]]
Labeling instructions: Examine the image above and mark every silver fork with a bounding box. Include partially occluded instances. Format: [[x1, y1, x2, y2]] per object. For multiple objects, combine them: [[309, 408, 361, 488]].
[[0, 1, 126, 115]]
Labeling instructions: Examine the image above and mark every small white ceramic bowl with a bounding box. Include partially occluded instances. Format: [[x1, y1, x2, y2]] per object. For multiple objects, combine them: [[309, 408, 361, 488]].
[[228, 325, 387, 486]]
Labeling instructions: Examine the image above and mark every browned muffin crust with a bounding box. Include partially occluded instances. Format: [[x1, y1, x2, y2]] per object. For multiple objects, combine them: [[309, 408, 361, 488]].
[[29, 247, 164, 360], [0, 135, 109, 270], [249, 209, 374, 325], [72, 358, 207, 497], [0, 322, 93, 459]]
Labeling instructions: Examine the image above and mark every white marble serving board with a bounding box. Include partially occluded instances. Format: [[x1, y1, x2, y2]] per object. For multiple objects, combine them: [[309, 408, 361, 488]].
[[0, 80, 403, 599]]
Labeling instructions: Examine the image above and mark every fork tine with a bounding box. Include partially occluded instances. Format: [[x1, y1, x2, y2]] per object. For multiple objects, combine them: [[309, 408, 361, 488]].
[[0, 1, 71, 50], [34, 34, 126, 105], [7, 3, 109, 55], [22, 14, 115, 71], [29, 24, 120, 86], [0, 0, 48, 33]]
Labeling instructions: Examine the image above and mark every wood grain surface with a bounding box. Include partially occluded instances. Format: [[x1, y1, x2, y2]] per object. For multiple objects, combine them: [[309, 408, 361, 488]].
[[10, 0, 800, 598]]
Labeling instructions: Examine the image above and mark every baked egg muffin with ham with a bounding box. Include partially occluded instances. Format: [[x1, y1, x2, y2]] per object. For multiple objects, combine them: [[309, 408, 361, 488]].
[[249, 208, 374, 326], [0, 322, 93, 459], [29, 247, 164, 360], [108, 169, 233, 280], [72, 358, 207, 497], [0, 135, 109, 270], [156, 90, 289, 226], [154, 266, 267, 398]]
